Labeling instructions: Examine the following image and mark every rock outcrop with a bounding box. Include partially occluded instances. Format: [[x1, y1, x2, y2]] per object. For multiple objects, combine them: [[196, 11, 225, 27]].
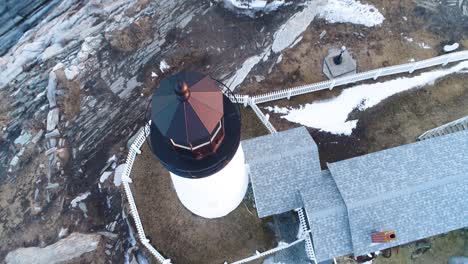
[[0, 0, 303, 261], [0, 0, 295, 175], [0, 0, 208, 174], [5, 232, 102, 264], [0, 0, 63, 56]]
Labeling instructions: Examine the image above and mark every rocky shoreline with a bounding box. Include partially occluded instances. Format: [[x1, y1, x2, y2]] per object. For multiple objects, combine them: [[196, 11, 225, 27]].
[[0, 0, 305, 262], [0, 0, 65, 56]]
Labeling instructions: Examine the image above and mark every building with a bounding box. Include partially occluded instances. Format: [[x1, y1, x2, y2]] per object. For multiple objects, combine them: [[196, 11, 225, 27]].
[[243, 126, 468, 262], [146, 70, 467, 260], [148, 71, 248, 219]]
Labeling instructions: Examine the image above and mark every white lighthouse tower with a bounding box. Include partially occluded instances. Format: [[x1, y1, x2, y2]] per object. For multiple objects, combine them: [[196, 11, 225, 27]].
[[149, 71, 248, 218]]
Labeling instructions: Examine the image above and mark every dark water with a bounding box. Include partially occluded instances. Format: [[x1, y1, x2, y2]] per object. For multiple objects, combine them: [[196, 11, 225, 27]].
[[0, 0, 64, 55]]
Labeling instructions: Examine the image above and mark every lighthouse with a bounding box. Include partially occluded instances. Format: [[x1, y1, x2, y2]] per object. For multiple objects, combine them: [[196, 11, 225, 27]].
[[148, 71, 248, 219]]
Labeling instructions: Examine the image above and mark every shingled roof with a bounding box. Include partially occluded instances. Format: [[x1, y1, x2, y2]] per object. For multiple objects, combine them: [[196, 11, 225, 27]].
[[300, 170, 353, 261], [243, 127, 468, 262], [328, 129, 468, 256], [242, 126, 320, 218]]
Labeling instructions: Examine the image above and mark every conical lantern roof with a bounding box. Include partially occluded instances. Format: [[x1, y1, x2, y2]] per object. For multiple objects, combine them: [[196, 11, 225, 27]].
[[151, 71, 224, 147]]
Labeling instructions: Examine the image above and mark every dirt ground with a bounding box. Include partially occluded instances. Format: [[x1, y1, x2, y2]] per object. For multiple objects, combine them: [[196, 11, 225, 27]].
[[373, 230, 467, 264], [355, 73, 468, 152], [239, 0, 465, 95], [335, 229, 467, 264], [130, 108, 273, 264]]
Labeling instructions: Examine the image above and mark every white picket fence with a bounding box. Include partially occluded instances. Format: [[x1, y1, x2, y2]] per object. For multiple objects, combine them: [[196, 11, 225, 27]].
[[230, 50, 468, 105], [418, 115, 468, 140], [122, 51, 468, 264], [228, 236, 308, 264], [121, 122, 172, 264], [121, 120, 312, 264], [296, 208, 317, 264], [226, 104, 320, 264], [247, 98, 277, 134]]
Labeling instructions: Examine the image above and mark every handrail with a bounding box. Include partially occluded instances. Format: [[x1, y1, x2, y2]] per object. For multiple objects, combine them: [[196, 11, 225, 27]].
[[247, 98, 277, 134], [418, 115, 468, 140], [228, 236, 308, 264], [297, 208, 317, 264], [121, 122, 171, 264], [230, 50, 468, 105]]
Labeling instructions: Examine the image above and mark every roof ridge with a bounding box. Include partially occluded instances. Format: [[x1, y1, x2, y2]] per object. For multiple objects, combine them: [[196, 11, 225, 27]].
[[346, 173, 466, 209]]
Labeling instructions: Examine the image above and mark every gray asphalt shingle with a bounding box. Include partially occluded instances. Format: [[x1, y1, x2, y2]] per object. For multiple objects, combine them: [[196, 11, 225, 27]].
[[301, 170, 353, 262], [242, 126, 320, 218], [244, 126, 468, 261], [328, 130, 468, 256]]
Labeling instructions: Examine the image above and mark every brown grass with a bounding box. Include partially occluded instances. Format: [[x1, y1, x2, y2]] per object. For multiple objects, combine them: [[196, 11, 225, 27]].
[[55, 69, 81, 120]]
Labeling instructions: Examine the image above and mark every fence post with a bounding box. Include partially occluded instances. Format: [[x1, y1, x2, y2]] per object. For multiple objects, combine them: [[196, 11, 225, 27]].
[[243, 95, 249, 108], [296, 208, 317, 263], [329, 80, 335, 90], [287, 90, 292, 100], [409, 62, 419, 73], [373, 69, 382, 80], [442, 55, 450, 66]]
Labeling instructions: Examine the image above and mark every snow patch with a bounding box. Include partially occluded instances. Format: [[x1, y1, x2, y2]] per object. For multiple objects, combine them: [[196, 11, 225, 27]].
[[107, 155, 117, 164], [271, 1, 321, 53], [317, 0, 384, 27], [404, 36, 414, 43], [100, 171, 113, 183], [58, 227, 68, 238], [160, 60, 170, 73], [223, 0, 286, 17], [226, 49, 270, 90], [418, 42, 431, 49], [276, 54, 283, 64], [225, 0, 285, 10], [113, 164, 126, 187], [290, 36, 303, 49], [71, 192, 91, 207], [264, 106, 289, 114], [266, 61, 468, 135], [444, 43, 459, 52]]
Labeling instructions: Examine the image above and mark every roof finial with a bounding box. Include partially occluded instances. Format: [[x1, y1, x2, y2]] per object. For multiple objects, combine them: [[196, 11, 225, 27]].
[[175, 80, 190, 100]]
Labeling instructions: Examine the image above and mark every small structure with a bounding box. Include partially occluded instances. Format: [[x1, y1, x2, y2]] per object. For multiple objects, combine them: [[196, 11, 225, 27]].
[[323, 46, 357, 79], [149, 71, 248, 219], [243, 127, 468, 262], [371, 231, 397, 243], [242, 127, 321, 218]]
